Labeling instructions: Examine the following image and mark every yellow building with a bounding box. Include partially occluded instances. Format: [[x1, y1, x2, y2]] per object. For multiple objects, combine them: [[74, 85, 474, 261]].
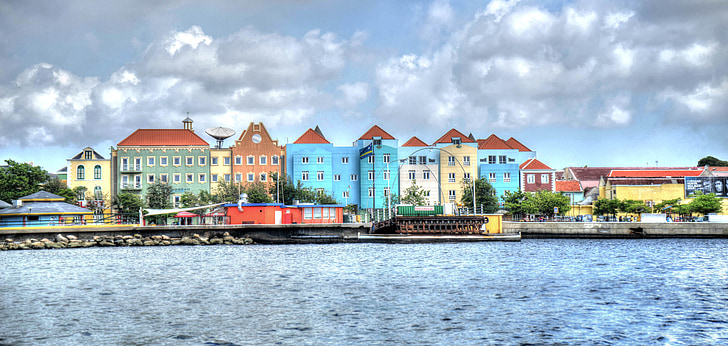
[[209, 148, 233, 193], [433, 129, 478, 206], [67, 147, 112, 214]]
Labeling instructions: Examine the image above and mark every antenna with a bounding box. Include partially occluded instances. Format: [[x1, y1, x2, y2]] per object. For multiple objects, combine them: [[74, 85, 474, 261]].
[[205, 127, 236, 149]]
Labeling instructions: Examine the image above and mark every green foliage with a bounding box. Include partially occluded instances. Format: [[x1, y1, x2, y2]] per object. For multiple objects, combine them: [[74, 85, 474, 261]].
[[0, 159, 48, 202], [269, 172, 338, 205], [619, 199, 649, 215], [214, 180, 244, 203], [697, 156, 728, 167], [180, 190, 214, 216], [460, 179, 499, 213], [145, 182, 173, 209], [502, 190, 534, 216], [593, 198, 621, 217], [113, 192, 143, 215], [502, 189, 571, 217], [42, 177, 76, 203], [243, 182, 274, 203], [689, 192, 723, 215]]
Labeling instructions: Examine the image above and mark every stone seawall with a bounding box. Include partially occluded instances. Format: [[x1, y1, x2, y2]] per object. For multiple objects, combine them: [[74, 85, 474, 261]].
[[0, 223, 370, 246], [504, 222, 728, 238]]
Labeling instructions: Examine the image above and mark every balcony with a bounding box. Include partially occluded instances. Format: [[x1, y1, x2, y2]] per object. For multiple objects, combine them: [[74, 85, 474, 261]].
[[121, 164, 142, 173], [121, 182, 142, 190]]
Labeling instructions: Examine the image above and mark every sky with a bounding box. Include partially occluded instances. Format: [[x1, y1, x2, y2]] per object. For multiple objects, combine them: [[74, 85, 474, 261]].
[[1, 0, 727, 173]]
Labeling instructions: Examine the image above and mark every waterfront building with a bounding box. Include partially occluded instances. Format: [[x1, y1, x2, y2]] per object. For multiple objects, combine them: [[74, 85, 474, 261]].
[[433, 129, 478, 206], [356, 125, 399, 209], [476, 134, 521, 202], [229, 122, 283, 190], [112, 118, 210, 207], [0, 191, 94, 227], [331, 145, 360, 207], [66, 147, 111, 212], [599, 168, 703, 209], [505, 137, 537, 164], [223, 203, 345, 224], [399, 136, 439, 205], [285, 127, 336, 198], [209, 147, 232, 193], [555, 180, 584, 205], [520, 158, 556, 192]]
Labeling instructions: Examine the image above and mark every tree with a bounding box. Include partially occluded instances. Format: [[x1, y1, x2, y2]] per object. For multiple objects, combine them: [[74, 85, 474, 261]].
[[112, 192, 143, 223], [243, 182, 274, 203], [181, 190, 213, 216], [42, 177, 76, 203], [503, 190, 537, 217], [400, 181, 428, 206], [697, 156, 728, 167], [619, 199, 649, 216], [593, 198, 620, 218], [214, 180, 244, 203], [145, 183, 173, 225], [460, 179, 499, 213], [531, 190, 571, 217], [689, 192, 723, 215], [0, 159, 48, 202], [269, 172, 339, 205]]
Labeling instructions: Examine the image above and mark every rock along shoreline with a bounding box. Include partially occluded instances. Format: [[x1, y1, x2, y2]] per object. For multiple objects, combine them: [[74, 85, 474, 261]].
[[0, 232, 254, 251]]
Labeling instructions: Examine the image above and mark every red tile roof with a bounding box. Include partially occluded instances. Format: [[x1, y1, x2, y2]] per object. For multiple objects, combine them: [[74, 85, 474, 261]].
[[520, 158, 552, 170], [555, 180, 582, 192], [433, 129, 476, 144], [402, 136, 429, 147], [118, 129, 209, 146], [358, 125, 395, 140], [477, 134, 512, 150], [505, 137, 531, 152], [293, 128, 330, 144], [608, 169, 703, 178]]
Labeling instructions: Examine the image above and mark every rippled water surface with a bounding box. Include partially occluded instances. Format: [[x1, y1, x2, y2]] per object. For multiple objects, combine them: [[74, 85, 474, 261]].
[[2, 239, 728, 345]]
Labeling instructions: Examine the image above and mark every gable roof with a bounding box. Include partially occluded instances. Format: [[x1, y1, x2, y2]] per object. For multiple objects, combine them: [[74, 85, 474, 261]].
[[608, 169, 703, 178], [118, 129, 209, 146], [433, 129, 476, 144], [358, 125, 395, 140], [70, 147, 106, 160], [478, 134, 513, 150], [402, 136, 429, 147], [505, 137, 531, 152], [293, 128, 330, 144], [520, 158, 552, 170], [20, 191, 65, 201], [555, 180, 582, 192]]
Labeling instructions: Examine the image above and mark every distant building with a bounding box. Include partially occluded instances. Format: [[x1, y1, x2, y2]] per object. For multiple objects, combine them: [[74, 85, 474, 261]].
[[229, 122, 283, 190], [356, 125, 399, 209], [67, 147, 111, 211], [399, 136, 439, 205], [598, 168, 704, 209], [477, 134, 522, 201], [0, 191, 94, 227], [520, 158, 555, 192], [433, 129, 477, 206]]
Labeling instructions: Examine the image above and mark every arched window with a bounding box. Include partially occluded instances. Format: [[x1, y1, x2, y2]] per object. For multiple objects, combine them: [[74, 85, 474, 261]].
[[94, 186, 103, 200], [77, 165, 85, 180], [94, 165, 102, 179]]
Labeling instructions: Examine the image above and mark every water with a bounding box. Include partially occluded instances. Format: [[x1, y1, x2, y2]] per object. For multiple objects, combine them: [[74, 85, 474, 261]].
[[2, 239, 728, 345]]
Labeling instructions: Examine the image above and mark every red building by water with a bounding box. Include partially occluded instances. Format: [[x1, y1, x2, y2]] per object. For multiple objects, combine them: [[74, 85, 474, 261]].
[[224, 203, 344, 224]]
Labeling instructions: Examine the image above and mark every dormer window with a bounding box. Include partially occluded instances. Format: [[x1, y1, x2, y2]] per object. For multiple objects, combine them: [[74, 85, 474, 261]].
[[373, 136, 382, 146], [84, 150, 93, 160], [452, 137, 461, 145]]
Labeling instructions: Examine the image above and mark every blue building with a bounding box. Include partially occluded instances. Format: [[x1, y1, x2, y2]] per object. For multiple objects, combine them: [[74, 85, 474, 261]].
[[356, 125, 399, 209], [0, 191, 94, 227], [476, 134, 523, 201]]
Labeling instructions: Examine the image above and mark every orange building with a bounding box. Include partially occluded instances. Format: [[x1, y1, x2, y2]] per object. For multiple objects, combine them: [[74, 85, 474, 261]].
[[229, 122, 283, 187], [224, 203, 344, 224]]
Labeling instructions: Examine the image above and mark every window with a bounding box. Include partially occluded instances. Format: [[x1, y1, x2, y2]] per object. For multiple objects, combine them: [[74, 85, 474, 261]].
[[174, 156, 181, 166], [302, 171, 309, 181], [148, 174, 155, 183], [186, 174, 194, 183], [224, 157, 231, 165], [315, 188, 324, 195], [368, 187, 374, 197], [247, 156, 254, 165], [199, 174, 206, 183], [260, 172, 267, 182], [424, 190, 430, 197], [419, 156, 427, 165], [272, 155, 279, 165], [224, 174, 231, 182], [174, 196, 181, 208], [373, 138, 382, 146], [499, 155, 507, 164], [317, 157, 324, 164], [409, 156, 416, 165], [211, 157, 218, 165], [322, 207, 329, 219], [235, 156, 242, 165], [489, 173, 497, 183], [448, 190, 456, 201], [488, 155, 496, 164], [383, 154, 390, 164], [94, 186, 102, 200], [121, 175, 129, 187], [334, 174, 341, 181], [235, 173, 242, 182], [302, 157, 309, 164], [313, 208, 322, 219], [160, 157, 168, 166], [84, 150, 93, 160], [504, 172, 511, 183], [408, 170, 416, 180], [77, 165, 85, 180], [350, 174, 358, 181], [464, 173, 471, 181], [260, 155, 267, 165], [448, 156, 455, 166], [527, 174, 535, 184], [186, 156, 193, 166], [341, 157, 349, 164], [247, 173, 254, 182], [161, 174, 168, 183], [173, 174, 181, 183], [383, 170, 390, 180], [448, 173, 456, 183], [134, 158, 141, 170], [342, 191, 350, 198], [383, 187, 390, 197], [541, 174, 550, 184], [94, 165, 102, 179], [423, 170, 431, 180], [134, 176, 140, 188], [368, 170, 375, 181], [317, 171, 324, 181], [147, 157, 155, 166], [367, 155, 374, 164], [199, 157, 206, 166], [463, 156, 470, 166], [452, 137, 461, 145], [304, 208, 313, 219]]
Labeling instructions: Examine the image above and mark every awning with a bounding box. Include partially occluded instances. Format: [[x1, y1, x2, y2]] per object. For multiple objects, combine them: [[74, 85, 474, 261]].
[[174, 211, 199, 218]]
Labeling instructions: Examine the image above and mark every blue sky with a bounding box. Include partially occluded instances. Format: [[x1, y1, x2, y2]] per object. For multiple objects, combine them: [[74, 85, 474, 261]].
[[1, 0, 727, 172]]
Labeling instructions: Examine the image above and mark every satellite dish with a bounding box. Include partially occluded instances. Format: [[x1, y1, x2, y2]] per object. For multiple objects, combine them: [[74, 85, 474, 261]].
[[205, 127, 235, 148]]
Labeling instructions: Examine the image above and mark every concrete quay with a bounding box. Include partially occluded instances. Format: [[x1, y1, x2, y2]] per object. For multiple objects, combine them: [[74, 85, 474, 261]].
[[505, 221, 728, 239]]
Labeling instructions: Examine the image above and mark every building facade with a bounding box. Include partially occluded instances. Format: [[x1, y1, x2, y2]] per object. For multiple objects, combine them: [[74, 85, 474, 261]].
[[67, 147, 112, 210], [433, 129, 478, 206]]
